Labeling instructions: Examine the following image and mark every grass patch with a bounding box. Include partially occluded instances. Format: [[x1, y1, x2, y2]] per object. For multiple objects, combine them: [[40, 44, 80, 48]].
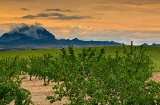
[[0, 45, 160, 71]]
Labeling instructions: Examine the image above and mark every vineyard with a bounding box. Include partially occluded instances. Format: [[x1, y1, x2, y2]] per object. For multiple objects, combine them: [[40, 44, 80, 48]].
[[1, 44, 160, 105]]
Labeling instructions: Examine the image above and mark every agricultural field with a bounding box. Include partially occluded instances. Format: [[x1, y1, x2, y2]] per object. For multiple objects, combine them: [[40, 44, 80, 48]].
[[1, 45, 160, 105], [0, 45, 160, 71]]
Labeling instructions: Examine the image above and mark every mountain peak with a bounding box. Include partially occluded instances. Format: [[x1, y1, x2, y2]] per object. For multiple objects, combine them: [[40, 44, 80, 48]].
[[0, 25, 56, 42], [9, 25, 52, 39]]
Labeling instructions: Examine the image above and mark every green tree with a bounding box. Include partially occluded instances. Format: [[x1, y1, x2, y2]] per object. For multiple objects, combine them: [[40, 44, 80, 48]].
[[47, 45, 160, 105], [0, 56, 33, 105]]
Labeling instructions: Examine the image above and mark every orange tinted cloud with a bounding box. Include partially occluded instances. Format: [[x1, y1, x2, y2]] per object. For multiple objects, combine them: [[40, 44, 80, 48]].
[[0, 0, 160, 44]]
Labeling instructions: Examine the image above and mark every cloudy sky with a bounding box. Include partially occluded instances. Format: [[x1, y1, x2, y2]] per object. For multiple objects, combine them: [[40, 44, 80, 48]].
[[0, 0, 160, 45]]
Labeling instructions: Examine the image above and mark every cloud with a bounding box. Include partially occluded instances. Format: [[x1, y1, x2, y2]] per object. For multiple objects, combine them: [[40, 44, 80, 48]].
[[100, 0, 160, 5], [45, 8, 73, 12], [22, 15, 36, 19], [0, 28, 8, 36], [46, 25, 93, 39], [119, 0, 160, 5], [33, 22, 43, 27], [93, 5, 128, 12], [50, 15, 92, 20], [119, 1, 144, 6], [93, 4, 160, 15], [20, 8, 30, 11], [21, 13, 93, 20], [92, 0, 160, 15], [46, 26, 160, 45], [36, 13, 51, 17], [0, 23, 24, 35], [0, 22, 42, 35], [1, 23, 160, 45]]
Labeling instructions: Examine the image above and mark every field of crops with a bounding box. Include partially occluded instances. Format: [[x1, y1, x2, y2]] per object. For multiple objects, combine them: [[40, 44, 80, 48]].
[[1, 45, 160, 105], [0, 45, 160, 71]]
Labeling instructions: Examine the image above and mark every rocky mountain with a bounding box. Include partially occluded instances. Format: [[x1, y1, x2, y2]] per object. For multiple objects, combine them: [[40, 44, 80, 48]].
[[0, 25, 122, 50], [0, 25, 56, 43]]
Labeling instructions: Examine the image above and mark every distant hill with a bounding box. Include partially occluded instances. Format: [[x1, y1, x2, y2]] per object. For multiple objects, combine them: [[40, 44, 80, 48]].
[[0, 25, 56, 45], [0, 25, 122, 49]]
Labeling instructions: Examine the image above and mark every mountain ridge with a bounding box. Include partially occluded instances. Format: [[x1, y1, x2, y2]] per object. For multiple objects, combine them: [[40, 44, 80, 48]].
[[0, 25, 122, 49]]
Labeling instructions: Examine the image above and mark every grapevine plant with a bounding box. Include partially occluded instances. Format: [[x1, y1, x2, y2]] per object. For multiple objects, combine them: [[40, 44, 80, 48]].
[[47, 44, 160, 105]]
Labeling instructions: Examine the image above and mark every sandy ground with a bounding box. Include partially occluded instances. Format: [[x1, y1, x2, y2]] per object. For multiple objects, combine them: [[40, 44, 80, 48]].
[[9, 75, 69, 105], [150, 72, 160, 82], [21, 75, 69, 105], [9, 72, 160, 105]]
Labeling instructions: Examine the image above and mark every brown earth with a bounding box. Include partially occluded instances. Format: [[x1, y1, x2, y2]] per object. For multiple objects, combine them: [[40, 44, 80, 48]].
[[9, 75, 69, 105], [9, 72, 160, 105], [150, 72, 160, 82]]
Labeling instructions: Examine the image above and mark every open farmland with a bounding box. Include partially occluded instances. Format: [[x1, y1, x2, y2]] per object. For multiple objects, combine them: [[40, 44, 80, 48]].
[[1, 45, 160, 105], [0, 46, 160, 71], [8, 72, 160, 105]]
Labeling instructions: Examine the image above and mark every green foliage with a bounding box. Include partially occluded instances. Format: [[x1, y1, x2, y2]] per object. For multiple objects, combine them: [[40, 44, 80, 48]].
[[1, 46, 160, 71], [0, 56, 33, 105], [27, 54, 55, 85], [1, 44, 160, 105], [46, 45, 160, 105]]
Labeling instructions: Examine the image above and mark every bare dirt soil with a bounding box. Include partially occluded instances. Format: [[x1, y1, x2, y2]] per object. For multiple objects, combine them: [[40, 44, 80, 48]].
[[150, 72, 160, 82], [10, 72, 160, 105], [9, 75, 69, 105]]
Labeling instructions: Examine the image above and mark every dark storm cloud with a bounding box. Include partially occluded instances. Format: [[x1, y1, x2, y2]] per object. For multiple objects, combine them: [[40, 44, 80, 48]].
[[20, 8, 29, 11], [21, 13, 93, 20], [45, 8, 73, 12]]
